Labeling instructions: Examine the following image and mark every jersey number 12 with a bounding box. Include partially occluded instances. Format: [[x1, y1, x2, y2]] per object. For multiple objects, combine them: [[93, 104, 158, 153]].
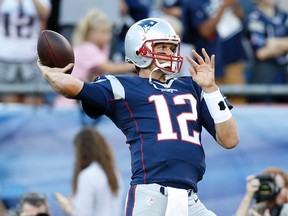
[[149, 94, 201, 145]]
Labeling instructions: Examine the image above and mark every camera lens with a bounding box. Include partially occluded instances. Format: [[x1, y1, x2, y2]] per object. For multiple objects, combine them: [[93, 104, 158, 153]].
[[254, 174, 280, 203]]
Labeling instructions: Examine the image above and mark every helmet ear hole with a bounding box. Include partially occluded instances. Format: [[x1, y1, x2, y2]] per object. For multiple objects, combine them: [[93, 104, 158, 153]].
[[138, 46, 147, 55]]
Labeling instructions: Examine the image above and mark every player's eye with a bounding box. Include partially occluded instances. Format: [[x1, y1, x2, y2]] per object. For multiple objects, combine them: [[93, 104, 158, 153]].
[[155, 45, 165, 51], [155, 44, 176, 54], [170, 46, 177, 53]]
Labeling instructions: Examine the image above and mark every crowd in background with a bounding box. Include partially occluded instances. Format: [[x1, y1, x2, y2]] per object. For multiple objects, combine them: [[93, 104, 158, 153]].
[[0, 0, 288, 105], [0, 0, 51, 105]]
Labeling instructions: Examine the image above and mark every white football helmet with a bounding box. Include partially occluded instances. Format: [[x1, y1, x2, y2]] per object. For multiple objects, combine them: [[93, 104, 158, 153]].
[[124, 18, 183, 74]]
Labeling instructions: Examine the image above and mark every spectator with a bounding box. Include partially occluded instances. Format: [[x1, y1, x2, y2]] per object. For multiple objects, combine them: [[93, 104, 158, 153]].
[[54, 9, 135, 107], [217, 2, 248, 104], [18, 191, 50, 216], [71, 9, 135, 81], [181, 0, 248, 104], [246, 0, 288, 103], [0, 0, 51, 105], [181, 0, 230, 79], [54, 126, 124, 216], [235, 167, 288, 216]]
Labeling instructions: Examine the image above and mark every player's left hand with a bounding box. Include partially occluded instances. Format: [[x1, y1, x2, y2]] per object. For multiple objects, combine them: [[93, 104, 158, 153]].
[[186, 48, 218, 93]]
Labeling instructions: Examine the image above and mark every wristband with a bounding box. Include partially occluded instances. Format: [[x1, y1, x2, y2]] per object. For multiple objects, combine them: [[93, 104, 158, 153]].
[[203, 89, 232, 123]]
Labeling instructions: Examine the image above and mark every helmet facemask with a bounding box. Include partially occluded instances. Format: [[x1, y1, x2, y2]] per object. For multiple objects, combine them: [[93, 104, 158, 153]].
[[137, 39, 183, 75]]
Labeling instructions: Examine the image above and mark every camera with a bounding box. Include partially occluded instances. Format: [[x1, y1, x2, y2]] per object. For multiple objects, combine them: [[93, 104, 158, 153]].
[[254, 174, 281, 203]]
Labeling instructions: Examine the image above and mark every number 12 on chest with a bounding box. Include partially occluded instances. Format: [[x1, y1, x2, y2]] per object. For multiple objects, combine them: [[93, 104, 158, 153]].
[[149, 94, 201, 145]]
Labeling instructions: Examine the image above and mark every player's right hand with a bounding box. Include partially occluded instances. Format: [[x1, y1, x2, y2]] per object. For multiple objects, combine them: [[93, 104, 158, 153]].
[[37, 60, 74, 76]]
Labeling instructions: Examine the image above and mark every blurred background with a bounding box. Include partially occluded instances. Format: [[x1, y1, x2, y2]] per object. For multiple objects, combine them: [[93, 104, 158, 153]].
[[0, 0, 288, 215]]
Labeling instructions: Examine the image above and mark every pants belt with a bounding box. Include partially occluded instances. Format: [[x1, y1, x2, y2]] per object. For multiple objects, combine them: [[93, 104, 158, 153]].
[[160, 186, 194, 197]]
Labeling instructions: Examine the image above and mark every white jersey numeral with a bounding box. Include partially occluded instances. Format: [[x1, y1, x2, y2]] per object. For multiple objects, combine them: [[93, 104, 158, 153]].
[[149, 94, 200, 145], [149, 95, 178, 140]]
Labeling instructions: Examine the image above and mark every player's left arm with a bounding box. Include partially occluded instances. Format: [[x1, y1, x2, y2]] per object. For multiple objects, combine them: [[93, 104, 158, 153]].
[[187, 48, 239, 149], [214, 117, 239, 149]]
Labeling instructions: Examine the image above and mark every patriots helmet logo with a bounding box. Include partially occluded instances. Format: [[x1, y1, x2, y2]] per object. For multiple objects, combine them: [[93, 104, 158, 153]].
[[137, 19, 158, 33]]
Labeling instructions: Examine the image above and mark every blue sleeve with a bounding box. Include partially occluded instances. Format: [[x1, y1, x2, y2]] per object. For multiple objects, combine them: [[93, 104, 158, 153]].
[[74, 77, 113, 119], [200, 99, 216, 140]]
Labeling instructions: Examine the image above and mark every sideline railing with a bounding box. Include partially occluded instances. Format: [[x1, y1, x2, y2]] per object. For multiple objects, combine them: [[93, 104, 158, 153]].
[[0, 84, 288, 96], [219, 84, 288, 96]]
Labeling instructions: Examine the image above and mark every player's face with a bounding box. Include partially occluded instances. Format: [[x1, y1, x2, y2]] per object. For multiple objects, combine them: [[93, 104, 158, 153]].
[[153, 43, 178, 68], [143, 42, 183, 75]]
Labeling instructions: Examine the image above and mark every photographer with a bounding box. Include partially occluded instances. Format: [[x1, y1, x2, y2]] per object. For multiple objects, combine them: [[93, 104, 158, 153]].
[[235, 167, 288, 216]]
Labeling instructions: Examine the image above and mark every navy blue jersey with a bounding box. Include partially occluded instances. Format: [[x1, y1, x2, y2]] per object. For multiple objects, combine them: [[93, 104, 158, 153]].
[[75, 75, 219, 192]]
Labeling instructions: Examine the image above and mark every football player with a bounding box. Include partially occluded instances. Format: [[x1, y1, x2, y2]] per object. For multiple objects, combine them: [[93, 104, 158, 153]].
[[38, 18, 239, 216]]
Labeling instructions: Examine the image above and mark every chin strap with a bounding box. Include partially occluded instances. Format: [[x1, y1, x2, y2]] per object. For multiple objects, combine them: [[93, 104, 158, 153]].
[[151, 60, 177, 80], [148, 67, 177, 91], [149, 67, 162, 91], [164, 72, 177, 81]]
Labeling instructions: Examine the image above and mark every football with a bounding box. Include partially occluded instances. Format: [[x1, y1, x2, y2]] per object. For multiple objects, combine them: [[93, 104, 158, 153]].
[[37, 30, 74, 74]]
